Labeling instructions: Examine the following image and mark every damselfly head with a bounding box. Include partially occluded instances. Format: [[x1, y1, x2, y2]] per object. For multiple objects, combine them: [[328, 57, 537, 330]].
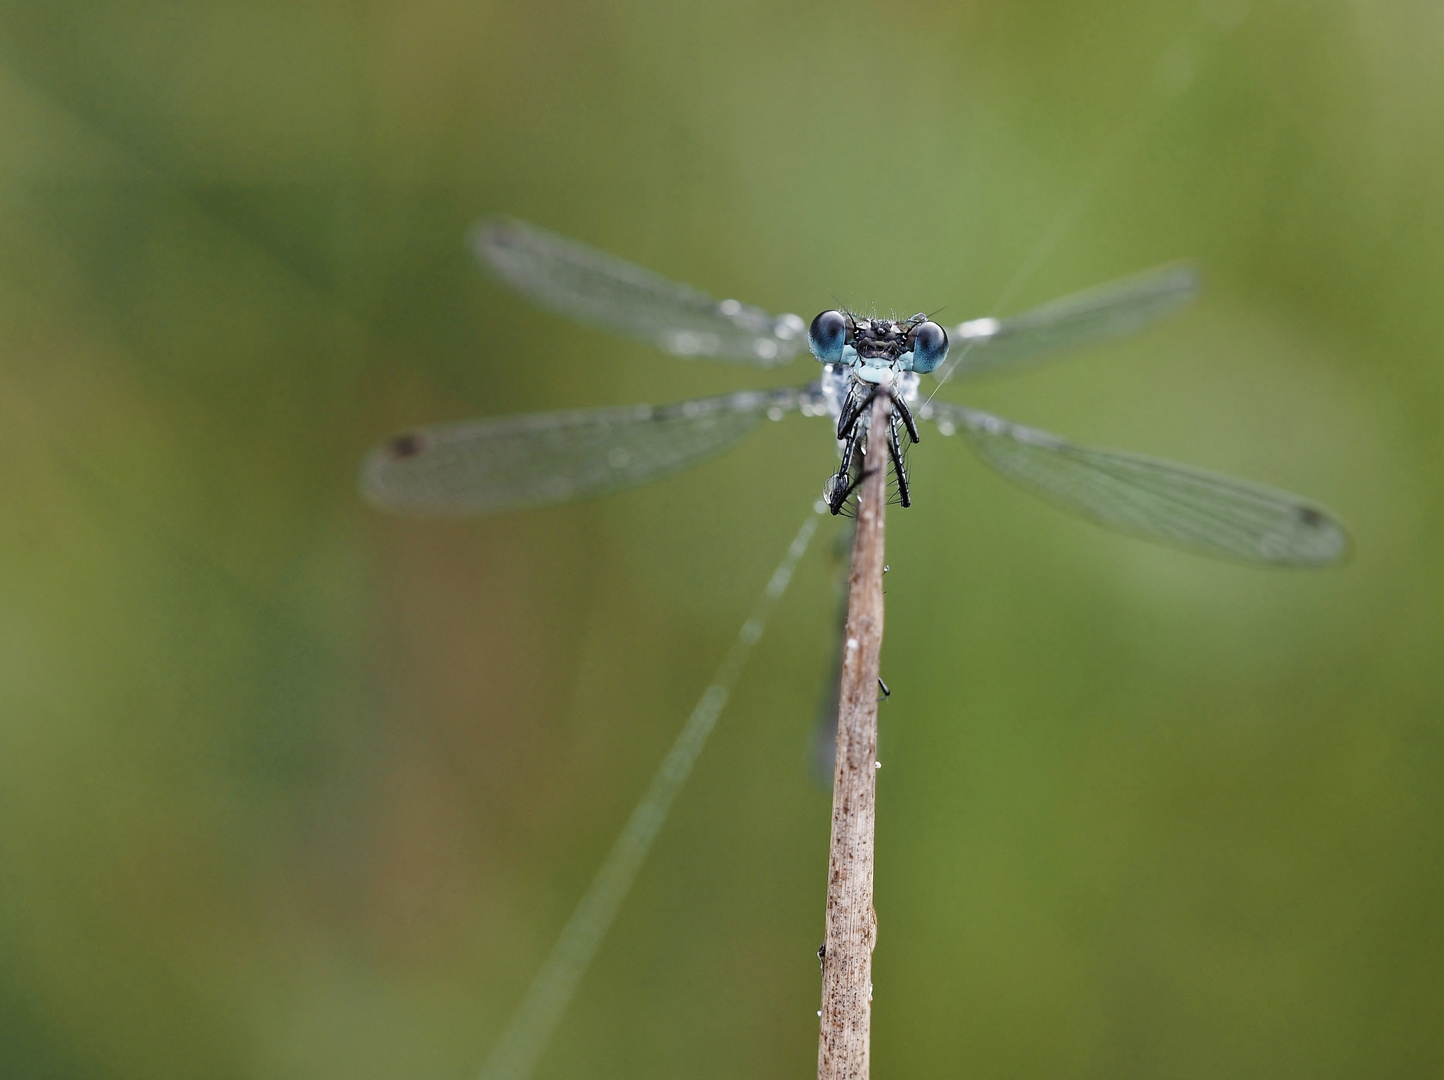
[[811, 309, 949, 376]]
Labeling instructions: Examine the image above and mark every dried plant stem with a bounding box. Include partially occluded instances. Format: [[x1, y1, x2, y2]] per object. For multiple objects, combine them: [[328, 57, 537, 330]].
[[818, 393, 890, 1080]]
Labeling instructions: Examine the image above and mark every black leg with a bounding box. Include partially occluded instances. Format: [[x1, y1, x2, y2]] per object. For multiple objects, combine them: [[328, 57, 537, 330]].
[[892, 390, 920, 445], [836, 383, 876, 441], [886, 409, 911, 508], [827, 422, 868, 514], [831, 463, 878, 514]]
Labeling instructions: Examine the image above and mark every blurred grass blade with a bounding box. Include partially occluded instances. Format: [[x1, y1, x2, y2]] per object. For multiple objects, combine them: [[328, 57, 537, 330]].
[[477, 507, 822, 1080]]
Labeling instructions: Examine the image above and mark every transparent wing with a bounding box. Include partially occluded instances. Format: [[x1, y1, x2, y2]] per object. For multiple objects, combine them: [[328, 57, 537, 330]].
[[945, 264, 1201, 379], [472, 218, 808, 366], [921, 401, 1349, 566], [361, 388, 809, 517]]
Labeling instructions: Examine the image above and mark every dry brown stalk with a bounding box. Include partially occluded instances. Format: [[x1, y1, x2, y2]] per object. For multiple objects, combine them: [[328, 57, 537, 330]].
[[817, 392, 891, 1080]]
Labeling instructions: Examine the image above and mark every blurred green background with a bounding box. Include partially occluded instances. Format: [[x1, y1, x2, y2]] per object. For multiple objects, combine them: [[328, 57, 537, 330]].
[[0, 1, 1440, 1077]]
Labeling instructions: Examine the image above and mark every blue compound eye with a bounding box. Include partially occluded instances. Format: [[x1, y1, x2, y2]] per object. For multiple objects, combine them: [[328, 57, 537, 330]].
[[808, 310, 848, 363], [910, 320, 949, 373]]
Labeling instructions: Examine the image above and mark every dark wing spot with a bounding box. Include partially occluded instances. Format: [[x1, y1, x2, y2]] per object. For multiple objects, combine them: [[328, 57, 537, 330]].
[[1296, 506, 1324, 527], [482, 222, 521, 251], [388, 432, 428, 460]]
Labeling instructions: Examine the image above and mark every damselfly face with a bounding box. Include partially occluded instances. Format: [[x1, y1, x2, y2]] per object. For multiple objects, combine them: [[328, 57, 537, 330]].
[[808, 310, 950, 382]]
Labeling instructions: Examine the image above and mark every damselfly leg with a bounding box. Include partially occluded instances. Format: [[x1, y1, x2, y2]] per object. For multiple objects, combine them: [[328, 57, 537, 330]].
[[885, 406, 911, 508], [826, 386, 876, 513], [828, 382, 917, 515]]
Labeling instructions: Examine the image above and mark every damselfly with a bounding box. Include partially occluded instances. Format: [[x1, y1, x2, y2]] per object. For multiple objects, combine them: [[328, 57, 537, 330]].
[[361, 219, 1347, 566]]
